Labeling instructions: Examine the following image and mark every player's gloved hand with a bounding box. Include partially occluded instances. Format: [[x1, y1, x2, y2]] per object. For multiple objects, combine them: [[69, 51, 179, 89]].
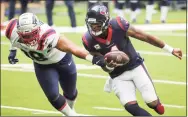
[[105, 59, 121, 68], [92, 55, 106, 67], [92, 55, 114, 73], [8, 50, 19, 64]]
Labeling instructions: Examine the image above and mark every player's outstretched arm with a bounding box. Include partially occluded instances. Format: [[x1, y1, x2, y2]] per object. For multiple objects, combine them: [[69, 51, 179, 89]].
[[56, 34, 90, 60], [127, 25, 182, 60]]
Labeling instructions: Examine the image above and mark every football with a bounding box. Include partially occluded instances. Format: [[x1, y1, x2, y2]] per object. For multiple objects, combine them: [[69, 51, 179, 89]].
[[104, 51, 130, 65]]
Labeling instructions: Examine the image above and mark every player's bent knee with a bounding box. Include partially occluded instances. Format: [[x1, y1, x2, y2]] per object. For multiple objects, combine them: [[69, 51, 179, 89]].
[[48, 94, 66, 110], [63, 89, 78, 101], [46, 93, 59, 102], [147, 99, 165, 115]]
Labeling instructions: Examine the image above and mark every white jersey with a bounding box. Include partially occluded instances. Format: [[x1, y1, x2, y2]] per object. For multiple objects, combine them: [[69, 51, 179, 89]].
[[5, 19, 66, 65]]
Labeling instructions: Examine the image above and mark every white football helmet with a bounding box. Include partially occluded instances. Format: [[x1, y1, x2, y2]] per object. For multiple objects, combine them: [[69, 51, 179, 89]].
[[17, 13, 41, 45]]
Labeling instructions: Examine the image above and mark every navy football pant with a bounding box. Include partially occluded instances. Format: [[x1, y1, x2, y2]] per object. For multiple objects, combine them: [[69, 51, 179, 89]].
[[148, 0, 155, 5], [8, 0, 28, 20], [34, 53, 77, 107]]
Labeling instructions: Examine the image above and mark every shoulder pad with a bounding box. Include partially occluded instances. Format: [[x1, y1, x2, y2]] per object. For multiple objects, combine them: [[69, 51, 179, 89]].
[[5, 19, 17, 39]]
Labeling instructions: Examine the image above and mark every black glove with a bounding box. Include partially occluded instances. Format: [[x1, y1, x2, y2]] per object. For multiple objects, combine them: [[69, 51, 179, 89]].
[[92, 55, 106, 67], [8, 50, 19, 64], [92, 55, 114, 73]]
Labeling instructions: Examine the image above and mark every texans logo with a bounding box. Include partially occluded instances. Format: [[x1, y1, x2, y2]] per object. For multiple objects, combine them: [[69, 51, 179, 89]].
[[100, 6, 107, 15], [100, 11, 105, 15]]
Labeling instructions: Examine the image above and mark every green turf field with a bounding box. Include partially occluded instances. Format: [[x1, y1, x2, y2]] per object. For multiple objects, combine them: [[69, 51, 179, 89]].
[[1, 2, 187, 116]]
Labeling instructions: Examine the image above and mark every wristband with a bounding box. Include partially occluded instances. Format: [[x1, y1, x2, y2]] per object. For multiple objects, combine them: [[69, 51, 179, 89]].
[[85, 54, 93, 62], [162, 44, 173, 53]]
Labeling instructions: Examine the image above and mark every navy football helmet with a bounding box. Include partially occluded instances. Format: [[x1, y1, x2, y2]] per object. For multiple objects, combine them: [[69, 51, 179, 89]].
[[85, 4, 110, 36]]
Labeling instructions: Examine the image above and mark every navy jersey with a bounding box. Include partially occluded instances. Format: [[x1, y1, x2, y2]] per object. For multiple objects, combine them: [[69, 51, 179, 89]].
[[82, 16, 143, 78]]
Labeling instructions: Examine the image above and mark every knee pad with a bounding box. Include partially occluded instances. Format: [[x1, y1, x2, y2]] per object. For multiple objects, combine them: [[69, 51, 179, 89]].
[[48, 94, 66, 110]]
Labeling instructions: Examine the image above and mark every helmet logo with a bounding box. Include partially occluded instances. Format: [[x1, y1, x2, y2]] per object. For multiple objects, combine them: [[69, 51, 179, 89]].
[[100, 6, 107, 16]]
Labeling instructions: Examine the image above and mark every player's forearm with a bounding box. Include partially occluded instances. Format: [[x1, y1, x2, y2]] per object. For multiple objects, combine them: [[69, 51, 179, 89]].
[[127, 26, 174, 53], [130, 30, 164, 48], [135, 33, 174, 53], [141, 34, 165, 48], [56, 36, 91, 60], [128, 25, 165, 48], [71, 46, 90, 60]]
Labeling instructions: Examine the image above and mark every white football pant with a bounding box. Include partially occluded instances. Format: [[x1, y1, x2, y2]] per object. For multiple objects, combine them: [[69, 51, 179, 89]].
[[104, 63, 158, 106]]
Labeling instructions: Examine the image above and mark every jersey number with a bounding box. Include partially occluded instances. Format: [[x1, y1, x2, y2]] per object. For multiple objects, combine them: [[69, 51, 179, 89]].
[[21, 49, 48, 61]]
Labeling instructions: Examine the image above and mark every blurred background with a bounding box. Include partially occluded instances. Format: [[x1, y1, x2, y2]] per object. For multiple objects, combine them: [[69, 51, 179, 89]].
[[0, 0, 187, 29], [1, 0, 187, 116]]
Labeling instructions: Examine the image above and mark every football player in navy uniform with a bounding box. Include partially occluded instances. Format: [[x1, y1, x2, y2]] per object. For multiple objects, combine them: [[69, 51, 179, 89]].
[[82, 4, 182, 116], [5, 13, 98, 116]]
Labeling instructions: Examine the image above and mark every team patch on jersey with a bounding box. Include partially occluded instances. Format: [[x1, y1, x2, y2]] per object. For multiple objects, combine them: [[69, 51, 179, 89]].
[[5, 19, 17, 39], [37, 29, 56, 50], [94, 44, 101, 50]]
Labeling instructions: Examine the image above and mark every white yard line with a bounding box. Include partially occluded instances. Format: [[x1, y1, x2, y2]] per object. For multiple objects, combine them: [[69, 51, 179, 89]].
[[93, 104, 186, 111], [1, 105, 95, 116], [1, 41, 187, 57], [1, 104, 186, 116], [1, 42, 9, 45], [94, 104, 186, 111], [137, 50, 187, 57], [1, 64, 187, 86], [146, 32, 186, 37]]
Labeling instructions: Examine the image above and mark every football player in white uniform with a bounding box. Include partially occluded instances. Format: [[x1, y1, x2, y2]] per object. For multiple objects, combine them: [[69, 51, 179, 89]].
[[5, 13, 99, 116]]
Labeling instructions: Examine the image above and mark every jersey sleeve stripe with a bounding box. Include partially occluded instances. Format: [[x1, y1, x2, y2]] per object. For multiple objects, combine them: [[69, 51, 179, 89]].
[[37, 29, 56, 50], [5, 19, 17, 39], [116, 16, 126, 31], [82, 34, 89, 47]]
